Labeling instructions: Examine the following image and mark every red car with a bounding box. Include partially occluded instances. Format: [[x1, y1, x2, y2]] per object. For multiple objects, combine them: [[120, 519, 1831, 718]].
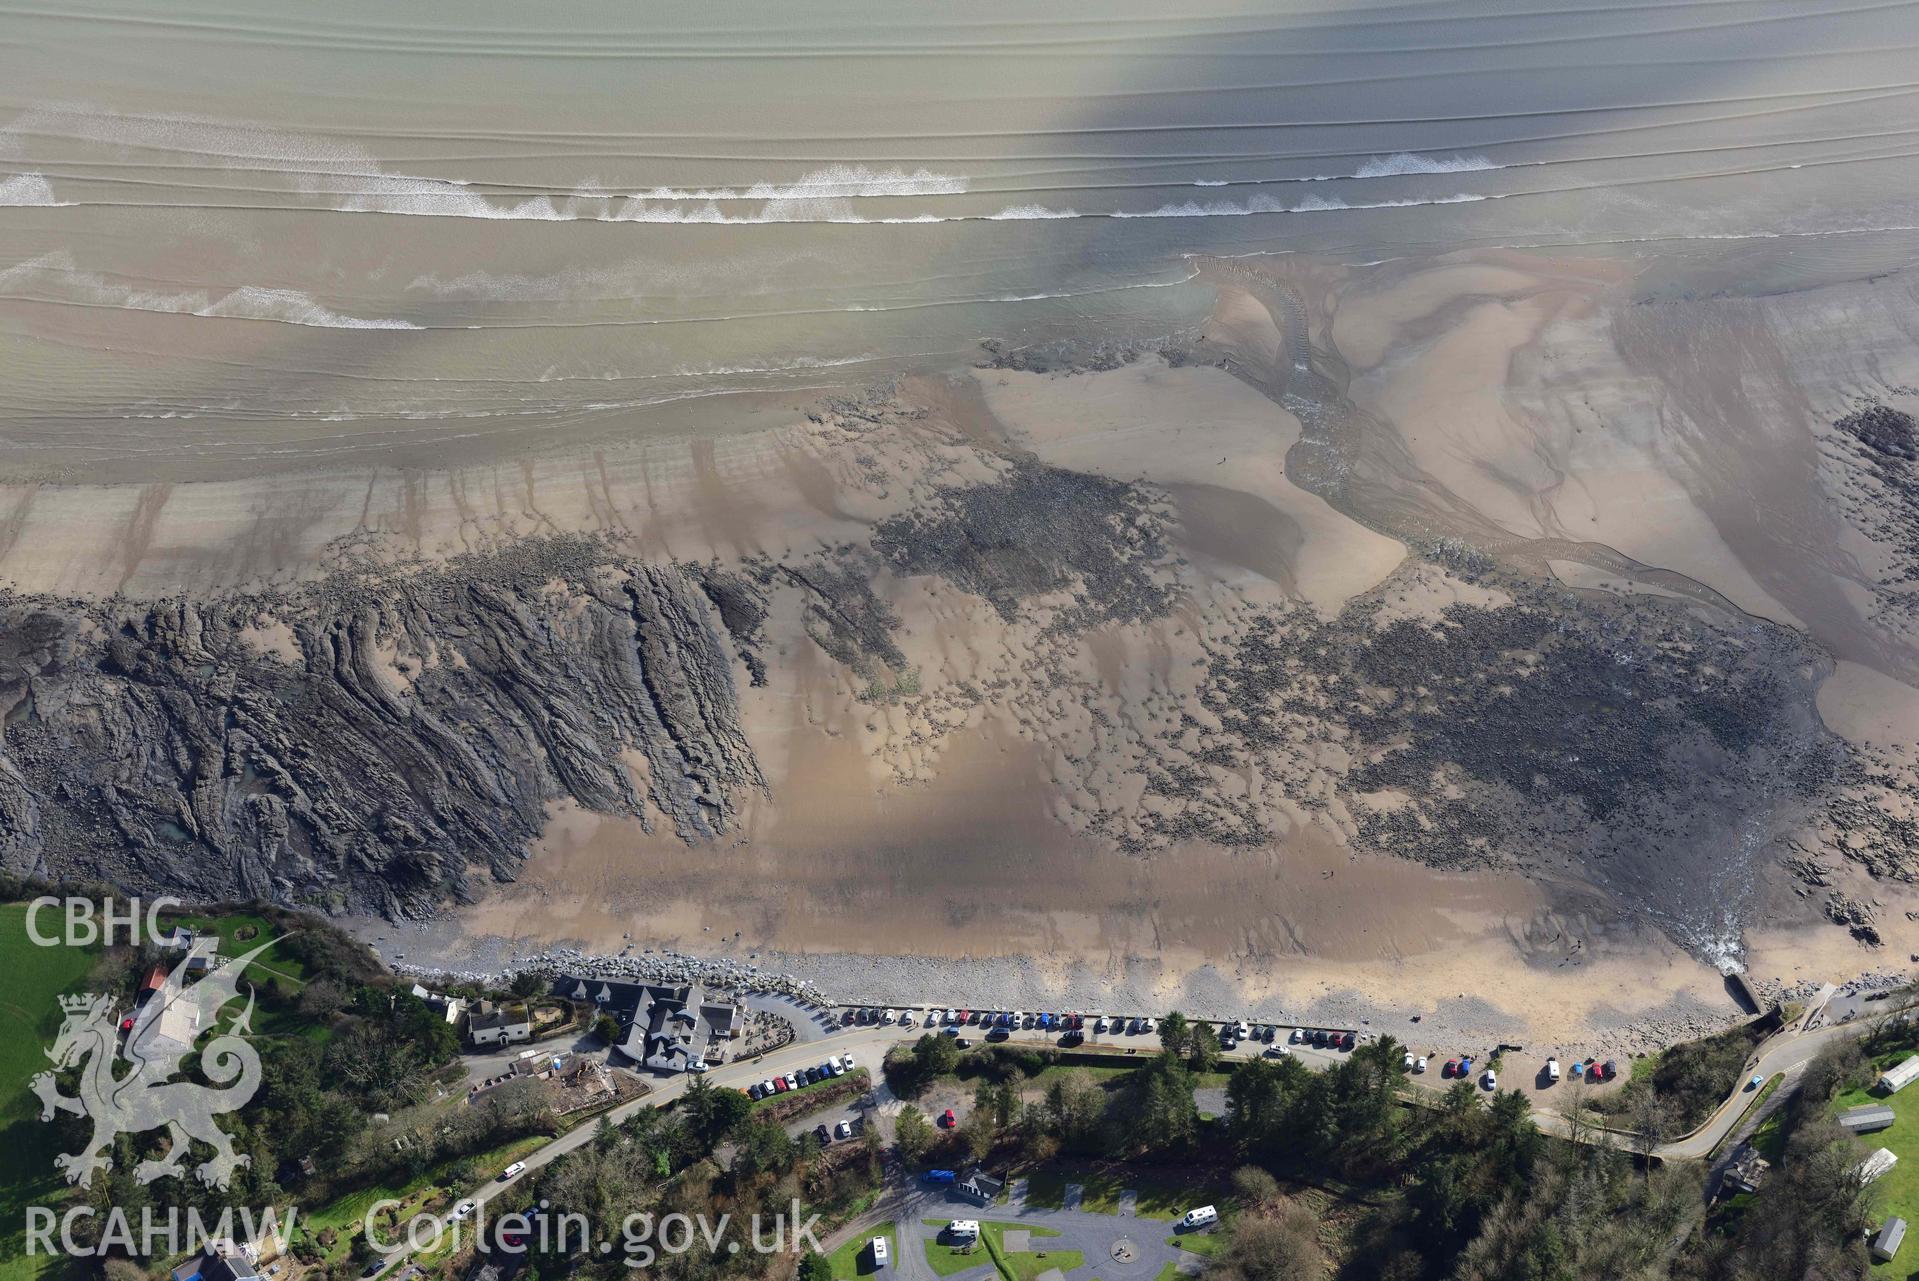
[[1443, 1059, 1460, 1078], [940, 1109, 957, 1129]]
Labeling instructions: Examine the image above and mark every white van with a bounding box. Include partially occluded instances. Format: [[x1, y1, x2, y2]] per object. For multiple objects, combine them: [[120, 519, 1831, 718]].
[[1179, 1206, 1218, 1230], [500, 1161, 527, 1181], [1546, 1057, 1561, 1083], [870, 1237, 890, 1268], [947, 1220, 980, 1243]]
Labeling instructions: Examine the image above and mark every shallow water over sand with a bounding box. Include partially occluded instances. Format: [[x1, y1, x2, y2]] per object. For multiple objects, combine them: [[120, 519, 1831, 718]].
[[6, 0, 1919, 475]]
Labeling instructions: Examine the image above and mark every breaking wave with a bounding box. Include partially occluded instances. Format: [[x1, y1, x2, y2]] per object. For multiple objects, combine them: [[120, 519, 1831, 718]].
[[1351, 151, 1501, 178], [1112, 191, 1491, 219], [0, 253, 421, 329]]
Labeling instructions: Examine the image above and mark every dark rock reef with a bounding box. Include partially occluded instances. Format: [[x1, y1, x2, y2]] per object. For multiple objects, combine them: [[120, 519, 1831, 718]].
[[0, 536, 764, 918]]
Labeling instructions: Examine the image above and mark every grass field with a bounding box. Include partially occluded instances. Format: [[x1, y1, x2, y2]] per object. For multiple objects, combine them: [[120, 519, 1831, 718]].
[[919, 1219, 993, 1276], [0, 903, 103, 1281], [1832, 1049, 1919, 1273], [1165, 1231, 1224, 1256], [826, 1223, 897, 1280], [1020, 1165, 1226, 1221], [980, 1220, 1078, 1281]]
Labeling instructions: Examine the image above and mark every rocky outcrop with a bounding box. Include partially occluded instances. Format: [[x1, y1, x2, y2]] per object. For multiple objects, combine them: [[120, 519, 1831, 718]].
[[0, 539, 763, 917]]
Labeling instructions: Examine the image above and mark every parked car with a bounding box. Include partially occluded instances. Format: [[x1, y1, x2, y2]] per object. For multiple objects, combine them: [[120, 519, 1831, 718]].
[[1265, 1044, 1290, 1058], [1179, 1206, 1219, 1230], [500, 1161, 527, 1181], [761, 1079, 777, 1095], [450, 1200, 476, 1222], [1095, 1016, 1109, 1035], [1290, 1027, 1304, 1043], [1341, 1032, 1357, 1051], [1143, 1017, 1158, 1034], [1414, 1056, 1428, 1074], [1443, 1059, 1459, 1078], [828, 1055, 844, 1074], [834, 1120, 854, 1140], [1404, 1052, 1415, 1070], [748, 1083, 764, 1100], [922, 1170, 957, 1184], [870, 1237, 889, 1269], [940, 1109, 957, 1128], [986, 1026, 1009, 1041], [841, 1009, 856, 1024], [843, 1053, 858, 1071], [1546, 1057, 1561, 1083], [1311, 1029, 1328, 1047], [815, 1124, 833, 1145], [1482, 1069, 1498, 1090], [901, 1011, 917, 1028]]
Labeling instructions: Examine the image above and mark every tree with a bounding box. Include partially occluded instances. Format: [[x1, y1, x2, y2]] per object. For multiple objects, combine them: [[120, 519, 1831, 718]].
[[1188, 1023, 1222, 1074], [1129, 1054, 1199, 1153], [681, 1074, 752, 1146], [731, 1119, 796, 1178], [593, 1013, 621, 1045], [510, 971, 546, 999], [1210, 1201, 1325, 1281], [896, 1106, 933, 1163], [1159, 1012, 1190, 1057], [798, 1253, 833, 1281], [1626, 1089, 1670, 1182], [1042, 1070, 1107, 1154], [974, 1079, 1021, 1131], [1231, 1164, 1279, 1208]]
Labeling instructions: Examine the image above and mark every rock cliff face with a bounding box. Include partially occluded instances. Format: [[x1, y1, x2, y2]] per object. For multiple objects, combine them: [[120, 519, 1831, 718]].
[[0, 538, 764, 917]]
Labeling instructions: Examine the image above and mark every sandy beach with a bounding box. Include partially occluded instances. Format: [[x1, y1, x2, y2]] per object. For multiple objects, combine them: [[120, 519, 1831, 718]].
[[10, 247, 1919, 1058]]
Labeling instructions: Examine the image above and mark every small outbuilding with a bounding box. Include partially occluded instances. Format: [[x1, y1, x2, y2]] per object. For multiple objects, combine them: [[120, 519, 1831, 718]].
[[1859, 1147, 1900, 1184], [1879, 1055, 1919, 1095], [1720, 1144, 1770, 1196], [1839, 1103, 1897, 1134], [1874, 1216, 1907, 1263]]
